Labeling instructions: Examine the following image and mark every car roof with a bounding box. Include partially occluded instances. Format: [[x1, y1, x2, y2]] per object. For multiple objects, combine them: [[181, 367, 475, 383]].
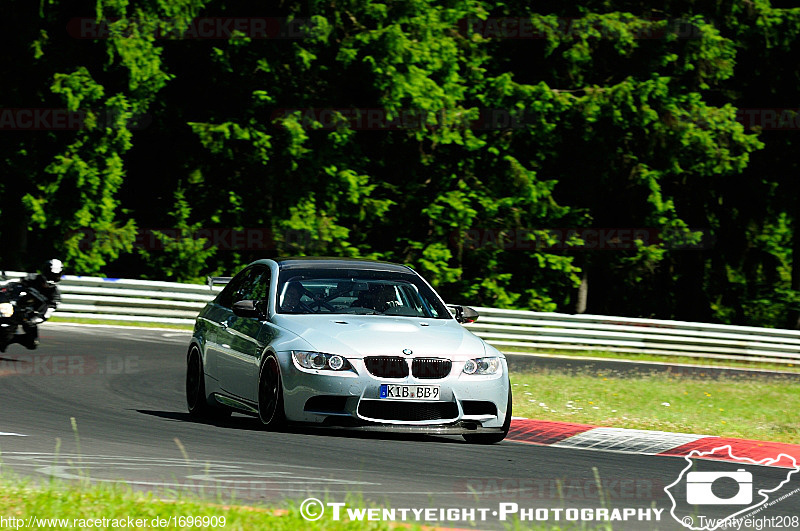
[[269, 257, 413, 273]]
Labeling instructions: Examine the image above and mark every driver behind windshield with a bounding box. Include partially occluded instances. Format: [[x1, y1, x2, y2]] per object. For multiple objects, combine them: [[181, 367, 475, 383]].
[[351, 283, 396, 313], [280, 282, 306, 313]]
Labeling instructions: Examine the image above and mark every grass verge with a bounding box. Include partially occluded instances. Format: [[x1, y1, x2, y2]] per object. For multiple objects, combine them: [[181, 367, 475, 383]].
[[511, 367, 800, 444], [49, 316, 194, 331], [0, 477, 598, 530], [501, 346, 800, 374], [0, 480, 415, 530]]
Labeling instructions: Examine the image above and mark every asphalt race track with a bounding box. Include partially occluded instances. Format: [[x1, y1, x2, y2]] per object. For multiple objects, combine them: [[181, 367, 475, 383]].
[[0, 324, 797, 530]]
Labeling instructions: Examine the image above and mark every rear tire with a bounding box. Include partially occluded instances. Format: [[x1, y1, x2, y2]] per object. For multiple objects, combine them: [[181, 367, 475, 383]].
[[463, 384, 512, 444], [186, 345, 230, 420], [258, 353, 286, 429]]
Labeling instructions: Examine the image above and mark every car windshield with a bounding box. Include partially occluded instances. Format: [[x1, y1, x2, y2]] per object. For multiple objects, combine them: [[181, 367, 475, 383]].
[[276, 268, 450, 319]]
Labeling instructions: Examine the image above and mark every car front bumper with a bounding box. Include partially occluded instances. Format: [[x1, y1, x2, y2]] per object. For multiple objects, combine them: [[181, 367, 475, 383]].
[[278, 353, 510, 433]]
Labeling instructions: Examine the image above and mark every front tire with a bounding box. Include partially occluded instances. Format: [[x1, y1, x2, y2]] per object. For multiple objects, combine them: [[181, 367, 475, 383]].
[[186, 345, 230, 420], [258, 353, 286, 429], [463, 384, 512, 444]]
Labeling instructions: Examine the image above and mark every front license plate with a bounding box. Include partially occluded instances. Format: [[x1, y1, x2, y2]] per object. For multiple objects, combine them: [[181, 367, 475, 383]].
[[380, 384, 440, 400]]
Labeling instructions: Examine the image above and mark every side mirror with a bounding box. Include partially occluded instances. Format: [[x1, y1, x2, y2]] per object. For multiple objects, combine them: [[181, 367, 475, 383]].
[[448, 305, 479, 324], [232, 300, 264, 319], [460, 306, 479, 323]]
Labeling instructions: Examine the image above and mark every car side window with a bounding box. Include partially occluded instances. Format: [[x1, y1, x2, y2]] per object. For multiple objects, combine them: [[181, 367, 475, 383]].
[[239, 268, 270, 302], [217, 269, 250, 308], [217, 267, 269, 308]]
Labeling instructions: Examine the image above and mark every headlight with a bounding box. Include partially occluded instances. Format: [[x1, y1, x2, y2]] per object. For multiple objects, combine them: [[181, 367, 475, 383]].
[[0, 302, 13, 318], [463, 356, 501, 375], [292, 351, 351, 371]]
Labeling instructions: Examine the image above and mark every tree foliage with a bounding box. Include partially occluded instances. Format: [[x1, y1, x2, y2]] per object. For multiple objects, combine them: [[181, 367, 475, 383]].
[[3, 0, 800, 328]]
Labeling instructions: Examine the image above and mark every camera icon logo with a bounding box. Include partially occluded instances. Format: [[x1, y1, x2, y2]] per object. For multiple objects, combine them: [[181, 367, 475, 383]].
[[686, 469, 753, 505]]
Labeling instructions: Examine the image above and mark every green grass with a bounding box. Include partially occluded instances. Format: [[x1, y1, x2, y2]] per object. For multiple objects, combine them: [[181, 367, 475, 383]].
[[0, 479, 416, 530], [501, 345, 800, 374], [49, 316, 194, 331], [511, 367, 800, 444], [0, 477, 598, 530]]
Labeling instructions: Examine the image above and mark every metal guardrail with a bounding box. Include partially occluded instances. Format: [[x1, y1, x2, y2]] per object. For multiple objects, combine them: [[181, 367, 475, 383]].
[[3, 271, 798, 364], [465, 308, 800, 365], [1, 271, 221, 325]]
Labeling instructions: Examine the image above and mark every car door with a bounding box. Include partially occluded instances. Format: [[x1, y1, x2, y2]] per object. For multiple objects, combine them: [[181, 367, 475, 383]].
[[202, 268, 255, 383], [217, 266, 271, 402]]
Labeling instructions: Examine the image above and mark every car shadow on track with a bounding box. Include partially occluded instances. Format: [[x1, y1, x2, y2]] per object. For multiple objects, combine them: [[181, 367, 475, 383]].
[[135, 409, 464, 444]]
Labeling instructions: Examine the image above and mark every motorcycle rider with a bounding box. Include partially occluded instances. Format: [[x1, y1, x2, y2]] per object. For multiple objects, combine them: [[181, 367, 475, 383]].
[[0, 259, 62, 351]]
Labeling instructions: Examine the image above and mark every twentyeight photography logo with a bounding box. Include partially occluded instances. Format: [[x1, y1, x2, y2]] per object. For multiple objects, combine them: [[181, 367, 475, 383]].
[[664, 446, 800, 530]]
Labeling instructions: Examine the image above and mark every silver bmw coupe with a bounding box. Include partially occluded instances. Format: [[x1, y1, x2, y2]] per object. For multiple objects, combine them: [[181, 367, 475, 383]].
[[186, 257, 512, 443]]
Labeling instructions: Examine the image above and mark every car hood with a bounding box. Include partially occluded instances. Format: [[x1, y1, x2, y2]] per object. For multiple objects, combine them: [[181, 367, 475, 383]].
[[269, 315, 488, 359]]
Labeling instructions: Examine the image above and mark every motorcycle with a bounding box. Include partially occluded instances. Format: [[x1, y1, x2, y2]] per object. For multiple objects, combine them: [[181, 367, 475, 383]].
[[0, 276, 50, 351]]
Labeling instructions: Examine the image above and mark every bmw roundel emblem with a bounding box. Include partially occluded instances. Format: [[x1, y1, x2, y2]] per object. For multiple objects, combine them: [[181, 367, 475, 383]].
[[402, 348, 413, 355]]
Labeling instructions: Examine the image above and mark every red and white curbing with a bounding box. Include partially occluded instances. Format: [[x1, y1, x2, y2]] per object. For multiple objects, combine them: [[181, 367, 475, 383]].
[[507, 418, 800, 469]]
